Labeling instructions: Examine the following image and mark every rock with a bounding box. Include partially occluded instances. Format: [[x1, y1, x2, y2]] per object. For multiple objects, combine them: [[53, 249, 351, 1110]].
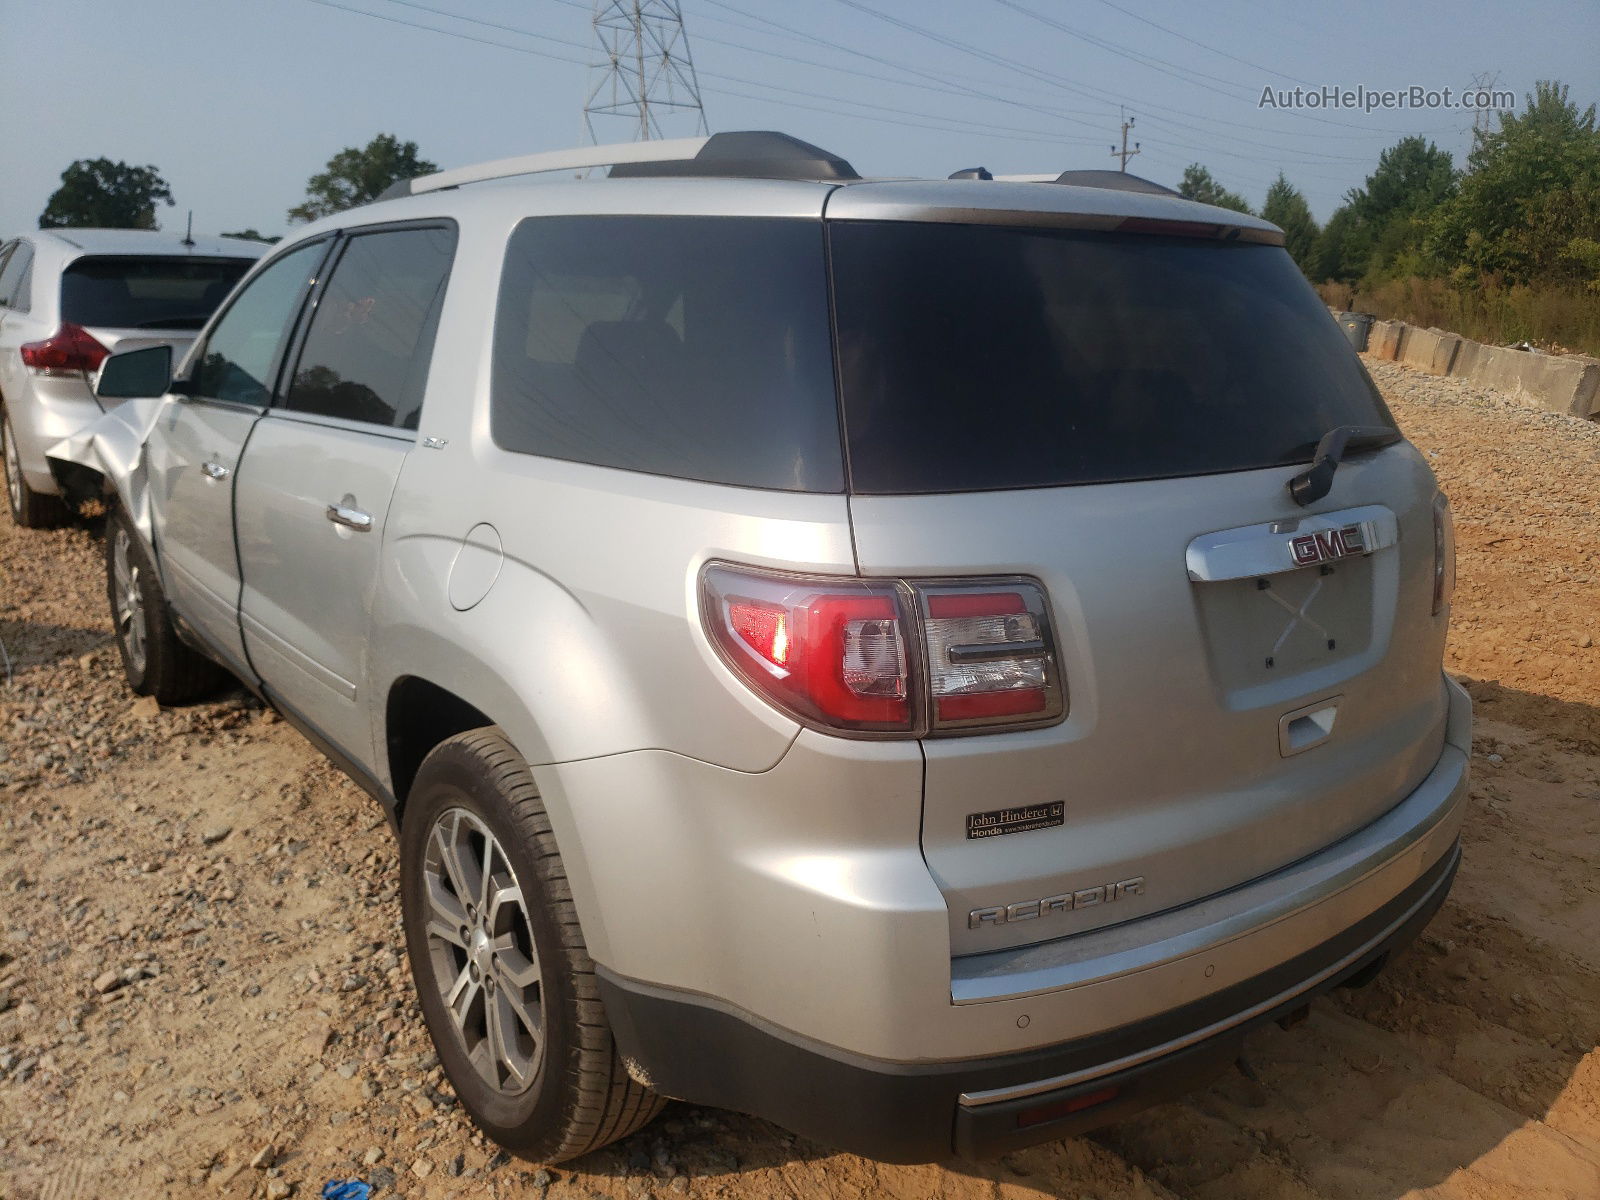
[[362, 1146, 384, 1166], [531, 1167, 555, 1187], [201, 824, 232, 846], [250, 1144, 276, 1169], [265, 1180, 292, 1200], [447, 1153, 465, 1177], [411, 1157, 434, 1178], [130, 696, 161, 720], [91, 970, 122, 995]]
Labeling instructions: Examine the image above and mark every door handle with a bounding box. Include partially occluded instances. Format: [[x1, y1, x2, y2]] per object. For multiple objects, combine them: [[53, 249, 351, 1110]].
[[201, 460, 230, 481], [326, 502, 373, 532]]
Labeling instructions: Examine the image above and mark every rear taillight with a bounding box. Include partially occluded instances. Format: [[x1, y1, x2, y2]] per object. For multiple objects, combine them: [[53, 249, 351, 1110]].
[[20, 323, 109, 374], [700, 564, 1064, 737], [921, 585, 1059, 730], [1432, 492, 1456, 615]]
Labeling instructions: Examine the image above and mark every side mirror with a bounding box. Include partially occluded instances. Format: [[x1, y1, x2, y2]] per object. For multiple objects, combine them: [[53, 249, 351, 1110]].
[[96, 345, 174, 400]]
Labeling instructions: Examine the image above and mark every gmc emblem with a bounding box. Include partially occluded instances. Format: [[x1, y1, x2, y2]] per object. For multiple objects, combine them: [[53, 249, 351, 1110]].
[[1289, 524, 1366, 567]]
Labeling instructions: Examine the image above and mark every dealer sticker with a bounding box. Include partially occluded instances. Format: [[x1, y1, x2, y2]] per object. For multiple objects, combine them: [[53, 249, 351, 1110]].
[[966, 802, 1065, 839]]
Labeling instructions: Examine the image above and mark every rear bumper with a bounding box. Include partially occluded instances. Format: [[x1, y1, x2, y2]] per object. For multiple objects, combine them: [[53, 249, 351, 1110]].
[[7, 374, 102, 494], [600, 840, 1459, 1162]]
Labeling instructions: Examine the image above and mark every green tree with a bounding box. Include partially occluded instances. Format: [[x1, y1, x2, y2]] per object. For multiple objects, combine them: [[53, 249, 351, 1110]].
[[221, 229, 280, 244], [1309, 206, 1360, 283], [1261, 173, 1320, 272], [288, 134, 438, 224], [1176, 163, 1252, 214], [1338, 136, 1455, 278], [39, 159, 173, 229], [1430, 81, 1600, 287]]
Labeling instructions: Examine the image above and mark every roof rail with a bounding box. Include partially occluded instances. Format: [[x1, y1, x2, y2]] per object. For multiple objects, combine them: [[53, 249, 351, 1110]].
[[381, 131, 858, 200]]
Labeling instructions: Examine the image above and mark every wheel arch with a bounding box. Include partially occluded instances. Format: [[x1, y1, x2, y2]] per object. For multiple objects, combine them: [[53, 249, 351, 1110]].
[[384, 673, 495, 816]]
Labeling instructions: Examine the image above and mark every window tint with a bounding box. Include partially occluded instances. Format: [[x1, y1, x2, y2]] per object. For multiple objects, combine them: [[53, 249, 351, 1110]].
[[0, 243, 29, 309], [830, 223, 1393, 494], [283, 226, 455, 430], [191, 242, 326, 407], [60, 257, 253, 329], [492, 216, 842, 492]]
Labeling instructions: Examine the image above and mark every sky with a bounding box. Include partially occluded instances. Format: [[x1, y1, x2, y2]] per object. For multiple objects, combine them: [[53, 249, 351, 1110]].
[[2, 0, 1596, 241]]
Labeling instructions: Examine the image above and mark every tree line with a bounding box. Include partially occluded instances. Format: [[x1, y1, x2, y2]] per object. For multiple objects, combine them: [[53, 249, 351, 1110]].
[[28, 83, 1598, 350], [34, 134, 436, 241], [1176, 81, 1599, 351]]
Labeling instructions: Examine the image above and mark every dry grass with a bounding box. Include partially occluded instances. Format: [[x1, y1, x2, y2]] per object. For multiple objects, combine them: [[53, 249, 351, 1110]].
[[1317, 276, 1600, 357]]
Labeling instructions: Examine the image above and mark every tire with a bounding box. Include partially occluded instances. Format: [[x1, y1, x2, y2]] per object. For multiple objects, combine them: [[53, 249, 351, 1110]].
[[2, 403, 68, 529], [400, 729, 664, 1162], [105, 508, 225, 703]]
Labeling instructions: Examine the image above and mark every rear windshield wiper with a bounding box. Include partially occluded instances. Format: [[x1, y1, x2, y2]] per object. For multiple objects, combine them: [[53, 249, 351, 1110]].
[[1288, 425, 1402, 507]]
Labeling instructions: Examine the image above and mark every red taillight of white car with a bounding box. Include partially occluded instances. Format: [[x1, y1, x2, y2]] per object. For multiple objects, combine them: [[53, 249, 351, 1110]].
[[700, 564, 1064, 737], [1432, 492, 1456, 615], [20, 322, 110, 375]]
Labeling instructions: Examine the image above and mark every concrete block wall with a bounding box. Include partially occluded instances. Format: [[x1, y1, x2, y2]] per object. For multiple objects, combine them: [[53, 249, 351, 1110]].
[[1368, 320, 1404, 361], [1332, 310, 1600, 420]]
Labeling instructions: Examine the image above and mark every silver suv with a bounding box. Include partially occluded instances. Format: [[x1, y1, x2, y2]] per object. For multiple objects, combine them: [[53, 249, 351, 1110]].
[[64, 133, 1468, 1164], [0, 229, 262, 526]]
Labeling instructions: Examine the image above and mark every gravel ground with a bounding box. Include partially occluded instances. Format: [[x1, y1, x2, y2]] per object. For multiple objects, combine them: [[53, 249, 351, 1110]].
[[2, 359, 1598, 1200]]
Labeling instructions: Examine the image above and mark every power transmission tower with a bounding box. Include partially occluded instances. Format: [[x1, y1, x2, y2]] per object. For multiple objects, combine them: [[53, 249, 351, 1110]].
[[1466, 71, 1501, 142], [1110, 109, 1140, 172], [584, 1, 709, 143]]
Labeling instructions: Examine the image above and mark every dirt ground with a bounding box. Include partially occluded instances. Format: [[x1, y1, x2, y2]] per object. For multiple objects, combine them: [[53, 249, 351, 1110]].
[[2, 358, 1598, 1200]]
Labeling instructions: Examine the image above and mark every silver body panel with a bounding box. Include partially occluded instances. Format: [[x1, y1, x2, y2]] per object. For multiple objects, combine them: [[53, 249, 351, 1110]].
[[236, 412, 410, 761], [63, 168, 1468, 1072]]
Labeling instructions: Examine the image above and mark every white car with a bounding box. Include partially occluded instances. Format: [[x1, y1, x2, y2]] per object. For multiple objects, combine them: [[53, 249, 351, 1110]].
[[0, 229, 262, 526]]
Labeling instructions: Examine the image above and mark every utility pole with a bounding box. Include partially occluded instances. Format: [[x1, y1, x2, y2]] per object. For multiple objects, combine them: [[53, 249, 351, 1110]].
[[1110, 108, 1140, 172], [584, 0, 708, 143]]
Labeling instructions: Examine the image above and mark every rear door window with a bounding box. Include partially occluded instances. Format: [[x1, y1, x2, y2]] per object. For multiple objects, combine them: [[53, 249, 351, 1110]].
[[61, 256, 255, 330], [281, 224, 456, 431], [491, 215, 843, 493], [829, 223, 1392, 494]]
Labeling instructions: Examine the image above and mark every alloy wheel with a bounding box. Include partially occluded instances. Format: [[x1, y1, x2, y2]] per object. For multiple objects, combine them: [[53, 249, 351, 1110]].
[[422, 808, 545, 1095], [111, 527, 147, 676]]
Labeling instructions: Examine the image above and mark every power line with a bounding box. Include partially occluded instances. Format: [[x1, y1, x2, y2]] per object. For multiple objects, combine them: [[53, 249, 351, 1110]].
[[830, 0, 1372, 167], [296, 0, 1104, 150], [1086, 0, 1305, 85]]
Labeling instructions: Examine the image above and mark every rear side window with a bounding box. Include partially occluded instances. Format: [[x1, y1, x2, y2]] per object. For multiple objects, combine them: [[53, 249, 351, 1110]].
[[830, 223, 1392, 494], [491, 216, 843, 492], [0, 242, 29, 309], [283, 225, 455, 431], [60, 256, 254, 330]]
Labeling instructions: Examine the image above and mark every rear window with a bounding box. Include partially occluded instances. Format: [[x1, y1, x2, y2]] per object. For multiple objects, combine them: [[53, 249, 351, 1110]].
[[491, 216, 843, 492], [829, 223, 1392, 494], [61, 256, 254, 330]]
